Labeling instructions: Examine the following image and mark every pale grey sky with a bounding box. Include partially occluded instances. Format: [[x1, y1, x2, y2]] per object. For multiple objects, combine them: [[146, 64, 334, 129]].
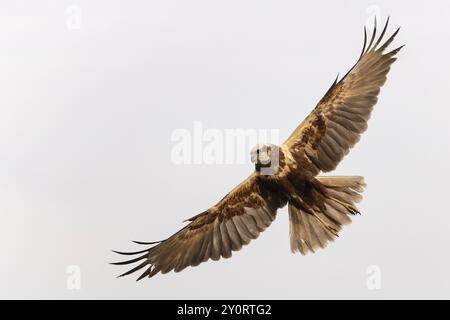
[[0, 0, 449, 299]]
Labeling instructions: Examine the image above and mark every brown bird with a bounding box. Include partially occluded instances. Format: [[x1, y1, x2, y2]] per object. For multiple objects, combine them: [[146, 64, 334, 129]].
[[113, 18, 403, 280]]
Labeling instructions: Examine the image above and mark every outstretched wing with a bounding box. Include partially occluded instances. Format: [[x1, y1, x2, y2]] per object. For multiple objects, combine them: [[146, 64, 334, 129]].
[[284, 18, 403, 174], [112, 174, 286, 280]]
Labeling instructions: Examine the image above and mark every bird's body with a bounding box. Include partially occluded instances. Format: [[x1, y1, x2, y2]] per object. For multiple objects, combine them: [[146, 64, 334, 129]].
[[113, 18, 403, 280]]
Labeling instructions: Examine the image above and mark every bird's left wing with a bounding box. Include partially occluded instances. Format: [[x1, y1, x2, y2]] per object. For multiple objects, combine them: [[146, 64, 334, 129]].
[[284, 18, 403, 174], [112, 173, 285, 280]]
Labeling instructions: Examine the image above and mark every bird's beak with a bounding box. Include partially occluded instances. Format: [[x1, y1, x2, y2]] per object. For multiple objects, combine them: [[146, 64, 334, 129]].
[[258, 154, 271, 165]]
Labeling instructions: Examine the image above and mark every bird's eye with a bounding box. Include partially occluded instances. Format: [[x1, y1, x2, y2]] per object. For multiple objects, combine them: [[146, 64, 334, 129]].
[[256, 149, 259, 154]]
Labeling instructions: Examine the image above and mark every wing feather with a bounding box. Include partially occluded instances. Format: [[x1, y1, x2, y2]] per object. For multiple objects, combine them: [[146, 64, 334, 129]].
[[112, 174, 284, 280], [285, 18, 403, 174]]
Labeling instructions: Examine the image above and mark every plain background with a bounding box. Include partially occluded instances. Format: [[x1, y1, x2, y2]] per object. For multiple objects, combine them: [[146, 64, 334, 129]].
[[1, 0, 449, 299]]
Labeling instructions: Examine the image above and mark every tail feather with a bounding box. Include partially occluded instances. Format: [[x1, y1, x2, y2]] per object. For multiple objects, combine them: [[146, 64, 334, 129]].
[[289, 176, 365, 255]]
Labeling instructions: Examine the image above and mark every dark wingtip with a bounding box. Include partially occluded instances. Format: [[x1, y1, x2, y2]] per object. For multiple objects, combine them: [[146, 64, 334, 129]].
[[373, 16, 390, 49], [397, 44, 405, 50], [376, 22, 401, 53], [110, 252, 148, 266], [116, 260, 149, 278], [359, 26, 368, 58], [390, 26, 401, 40], [365, 15, 378, 54], [132, 240, 163, 245], [136, 268, 152, 281], [112, 248, 151, 256]]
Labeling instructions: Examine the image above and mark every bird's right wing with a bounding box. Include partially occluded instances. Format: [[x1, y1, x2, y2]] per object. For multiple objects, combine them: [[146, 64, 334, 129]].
[[112, 173, 286, 280]]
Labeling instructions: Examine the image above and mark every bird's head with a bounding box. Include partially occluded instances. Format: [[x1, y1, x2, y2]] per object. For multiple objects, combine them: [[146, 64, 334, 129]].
[[250, 144, 279, 171]]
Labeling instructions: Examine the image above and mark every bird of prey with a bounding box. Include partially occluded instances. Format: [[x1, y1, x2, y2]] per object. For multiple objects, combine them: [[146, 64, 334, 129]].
[[113, 18, 403, 280]]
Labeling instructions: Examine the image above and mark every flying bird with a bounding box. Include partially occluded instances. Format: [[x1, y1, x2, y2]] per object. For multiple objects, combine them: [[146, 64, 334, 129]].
[[113, 18, 403, 280]]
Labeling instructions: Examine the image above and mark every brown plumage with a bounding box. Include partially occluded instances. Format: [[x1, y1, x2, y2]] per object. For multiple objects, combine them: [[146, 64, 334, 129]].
[[112, 18, 402, 280]]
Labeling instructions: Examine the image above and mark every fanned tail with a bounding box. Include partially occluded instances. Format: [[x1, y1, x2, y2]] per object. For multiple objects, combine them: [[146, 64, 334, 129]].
[[289, 176, 366, 255]]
